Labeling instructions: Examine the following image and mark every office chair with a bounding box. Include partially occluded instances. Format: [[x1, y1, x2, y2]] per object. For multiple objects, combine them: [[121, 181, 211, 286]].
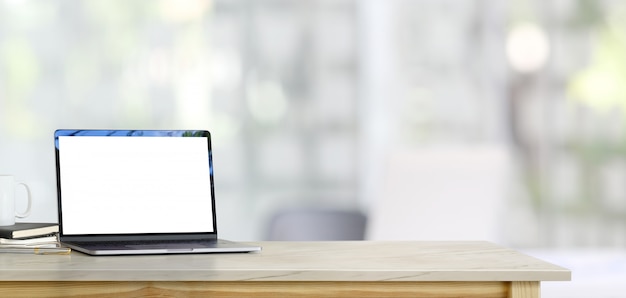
[[265, 208, 368, 241]]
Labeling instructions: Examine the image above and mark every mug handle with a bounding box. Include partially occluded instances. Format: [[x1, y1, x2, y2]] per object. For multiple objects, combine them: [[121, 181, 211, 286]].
[[15, 182, 32, 218]]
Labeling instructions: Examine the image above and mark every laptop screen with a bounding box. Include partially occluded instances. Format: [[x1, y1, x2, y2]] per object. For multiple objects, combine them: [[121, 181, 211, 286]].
[[55, 130, 216, 236]]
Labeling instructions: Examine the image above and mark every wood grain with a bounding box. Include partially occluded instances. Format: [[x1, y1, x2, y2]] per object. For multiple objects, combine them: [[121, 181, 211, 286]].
[[509, 281, 540, 298], [0, 241, 571, 282], [0, 242, 568, 298], [0, 281, 511, 298]]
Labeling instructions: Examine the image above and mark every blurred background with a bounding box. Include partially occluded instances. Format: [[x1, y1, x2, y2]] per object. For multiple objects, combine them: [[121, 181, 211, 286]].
[[1, 0, 626, 296]]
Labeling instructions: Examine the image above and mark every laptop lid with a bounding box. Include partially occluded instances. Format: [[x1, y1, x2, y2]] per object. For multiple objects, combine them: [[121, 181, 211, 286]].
[[54, 129, 219, 243]]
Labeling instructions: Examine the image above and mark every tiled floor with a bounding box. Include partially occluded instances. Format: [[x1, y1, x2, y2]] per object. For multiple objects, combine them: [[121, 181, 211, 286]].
[[522, 248, 626, 298]]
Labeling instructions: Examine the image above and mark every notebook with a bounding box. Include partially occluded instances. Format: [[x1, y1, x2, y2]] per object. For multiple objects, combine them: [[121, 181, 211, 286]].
[[54, 129, 261, 256]]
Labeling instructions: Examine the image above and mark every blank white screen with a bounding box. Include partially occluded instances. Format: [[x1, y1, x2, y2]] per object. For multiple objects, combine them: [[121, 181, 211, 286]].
[[59, 136, 215, 235]]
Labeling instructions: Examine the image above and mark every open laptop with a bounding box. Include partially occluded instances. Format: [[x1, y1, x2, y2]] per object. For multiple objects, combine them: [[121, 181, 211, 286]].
[[54, 129, 261, 256]]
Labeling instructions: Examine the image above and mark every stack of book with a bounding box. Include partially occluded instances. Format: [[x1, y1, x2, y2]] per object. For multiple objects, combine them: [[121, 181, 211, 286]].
[[0, 223, 60, 250]]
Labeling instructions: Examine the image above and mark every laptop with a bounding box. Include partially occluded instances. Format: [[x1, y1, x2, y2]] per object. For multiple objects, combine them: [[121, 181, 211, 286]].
[[54, 129, 261, 256]]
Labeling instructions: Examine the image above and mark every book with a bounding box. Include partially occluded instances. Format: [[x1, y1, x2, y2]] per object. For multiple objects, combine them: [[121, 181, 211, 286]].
[[1, 234, 59, 247], [0, 223, 59, 239]]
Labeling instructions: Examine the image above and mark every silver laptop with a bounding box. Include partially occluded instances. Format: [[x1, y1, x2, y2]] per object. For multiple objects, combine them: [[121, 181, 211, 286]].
[[54, 129, 261, 256]]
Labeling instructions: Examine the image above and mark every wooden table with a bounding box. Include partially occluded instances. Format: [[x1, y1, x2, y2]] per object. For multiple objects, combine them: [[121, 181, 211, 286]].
[[0, 241, 570, 297]]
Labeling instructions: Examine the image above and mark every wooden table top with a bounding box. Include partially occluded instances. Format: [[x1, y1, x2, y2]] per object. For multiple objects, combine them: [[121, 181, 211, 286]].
[[0, 241, 571, 282]]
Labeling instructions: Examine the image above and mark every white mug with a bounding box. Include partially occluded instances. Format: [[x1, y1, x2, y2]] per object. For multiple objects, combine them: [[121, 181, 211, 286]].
[[0, 175, 32, 226]]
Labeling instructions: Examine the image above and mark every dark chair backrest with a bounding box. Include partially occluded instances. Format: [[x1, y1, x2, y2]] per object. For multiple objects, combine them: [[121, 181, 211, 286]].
[[265, 208, 367, 241]]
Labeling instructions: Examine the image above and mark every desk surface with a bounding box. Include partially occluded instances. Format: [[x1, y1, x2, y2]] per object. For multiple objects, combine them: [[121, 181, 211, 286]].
[[0, 241, 570, 282]]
